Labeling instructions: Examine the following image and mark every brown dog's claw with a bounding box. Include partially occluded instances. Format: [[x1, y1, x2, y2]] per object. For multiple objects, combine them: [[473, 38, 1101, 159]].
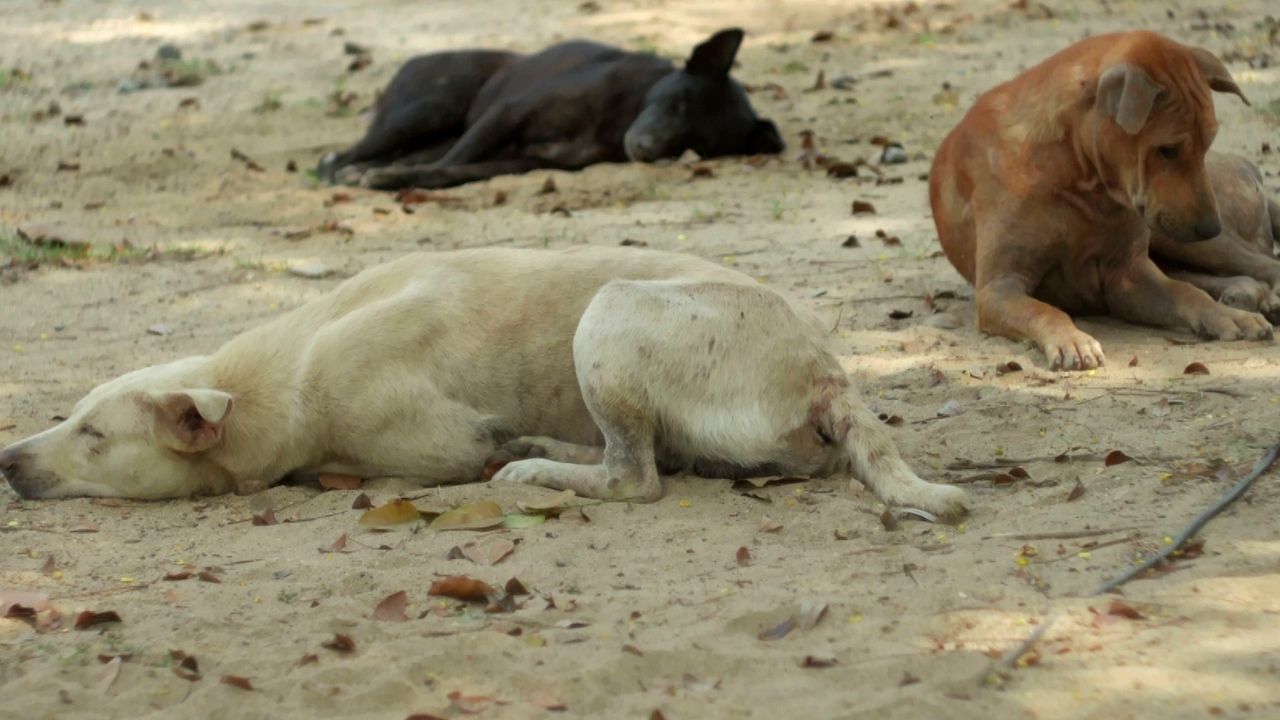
[[1045, 330, 1106, 371]]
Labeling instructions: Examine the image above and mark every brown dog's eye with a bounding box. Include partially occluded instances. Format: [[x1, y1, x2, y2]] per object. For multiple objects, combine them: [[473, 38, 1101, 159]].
[[1157, 145, 1179, 161]]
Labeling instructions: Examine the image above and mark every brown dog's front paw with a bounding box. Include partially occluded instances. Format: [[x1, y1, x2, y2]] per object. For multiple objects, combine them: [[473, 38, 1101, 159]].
[[1198, 306, 1274, 342], [1042, 329, 1105, 370]]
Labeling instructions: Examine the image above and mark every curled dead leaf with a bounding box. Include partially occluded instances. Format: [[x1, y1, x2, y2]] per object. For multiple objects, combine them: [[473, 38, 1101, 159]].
[[319, 534, 350, 553], [197, 570, 221, 583], [251, 508, 277, 526], [736, 546, 751, 566], [879, 508, 900, 531], [322, 634, 356, 653], [429, 501, 504, 531], [1067, 480, 1085, 501], [351, 493, 373, 509], [221, 675, 254, 690], [1107, 599, 1145, 620], [800, 655, 838, 668], [758, 515, 782, 533], [851, 200, 876, 215], [1183, 362, 1210, 375], [1008, 467, 1030, 479], [373, 590, 409, 622], [504, 577, 529, 596], [172, 653, 201, 681], [1104, 450, 1133, 467], [428, 576, 494, 602], [358, 499, 423, 529], [68, 516, 99, 533], [75, 610, 122, 630]]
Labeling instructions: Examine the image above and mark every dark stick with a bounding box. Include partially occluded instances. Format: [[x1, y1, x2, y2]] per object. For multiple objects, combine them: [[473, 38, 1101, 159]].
[[1089, 440, 1280, 596]]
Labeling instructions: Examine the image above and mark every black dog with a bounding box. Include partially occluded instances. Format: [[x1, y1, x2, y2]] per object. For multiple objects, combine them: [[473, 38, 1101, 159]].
[[318, 29, 784, 190]]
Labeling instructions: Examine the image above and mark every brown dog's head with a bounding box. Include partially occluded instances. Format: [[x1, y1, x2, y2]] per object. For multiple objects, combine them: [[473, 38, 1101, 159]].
[[1092, 33, 1249, 242]]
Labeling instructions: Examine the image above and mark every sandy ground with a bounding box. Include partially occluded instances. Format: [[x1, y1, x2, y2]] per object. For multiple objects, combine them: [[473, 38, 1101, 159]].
[[2, 0, 1280, 718]]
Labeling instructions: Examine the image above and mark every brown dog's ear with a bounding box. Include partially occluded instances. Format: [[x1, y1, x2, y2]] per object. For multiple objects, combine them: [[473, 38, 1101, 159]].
[[1097, 63, 1164, 135], [149, 390, 233, 452], [1188, 46, 1251, 106]]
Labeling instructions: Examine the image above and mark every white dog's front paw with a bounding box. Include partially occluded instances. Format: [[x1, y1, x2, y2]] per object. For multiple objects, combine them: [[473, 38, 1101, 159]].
[[491, 459, 553, 486]]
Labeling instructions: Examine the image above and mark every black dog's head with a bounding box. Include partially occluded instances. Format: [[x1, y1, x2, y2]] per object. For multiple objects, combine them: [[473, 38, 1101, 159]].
[[624, 29, 784, 163]]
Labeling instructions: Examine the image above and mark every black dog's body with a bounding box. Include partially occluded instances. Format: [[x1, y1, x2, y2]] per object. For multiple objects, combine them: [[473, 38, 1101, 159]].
[[318, 29, 783, 190]]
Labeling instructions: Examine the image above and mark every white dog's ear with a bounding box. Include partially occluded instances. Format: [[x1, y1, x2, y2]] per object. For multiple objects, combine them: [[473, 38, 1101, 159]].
[[1097, 63, 1164, 135], [149, 390, 233, 452]]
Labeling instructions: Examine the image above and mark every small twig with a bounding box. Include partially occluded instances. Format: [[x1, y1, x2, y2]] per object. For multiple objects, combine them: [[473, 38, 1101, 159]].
[[1089, 440, 1280, 596], [983, 527, 1135, 541], [1000, 613, 1058, 670]]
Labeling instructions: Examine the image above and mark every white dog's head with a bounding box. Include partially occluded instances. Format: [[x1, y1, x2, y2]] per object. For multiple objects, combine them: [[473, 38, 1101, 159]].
[[0, 358, 236, 500]]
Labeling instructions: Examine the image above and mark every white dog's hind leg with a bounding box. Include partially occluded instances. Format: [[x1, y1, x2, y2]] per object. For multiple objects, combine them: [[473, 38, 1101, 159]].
[[491, 403, 660, 501], [488, 437, 605, 465], [818, 386, 967, 517]]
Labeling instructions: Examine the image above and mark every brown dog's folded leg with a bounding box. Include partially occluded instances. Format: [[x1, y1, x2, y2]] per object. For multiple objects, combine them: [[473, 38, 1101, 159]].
[[978, 276, 1106, 370], [1105, 256, 1274, 340], [1161, 269, 1280, 321], [359, 158, 545, 190]]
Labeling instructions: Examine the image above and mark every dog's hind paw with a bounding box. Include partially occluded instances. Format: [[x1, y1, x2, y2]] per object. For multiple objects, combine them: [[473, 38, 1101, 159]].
[[1198, 304, 1274, 342]]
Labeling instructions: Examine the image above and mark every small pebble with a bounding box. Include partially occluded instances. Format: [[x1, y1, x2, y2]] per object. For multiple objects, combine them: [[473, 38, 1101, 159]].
[[146, 323, 174, 336], [288, 262, 334, 279]]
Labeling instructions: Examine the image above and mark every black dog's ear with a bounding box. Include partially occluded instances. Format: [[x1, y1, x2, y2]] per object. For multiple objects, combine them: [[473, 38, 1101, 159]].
[[746, 119, 785, 155], [687, 29, 745, 76]]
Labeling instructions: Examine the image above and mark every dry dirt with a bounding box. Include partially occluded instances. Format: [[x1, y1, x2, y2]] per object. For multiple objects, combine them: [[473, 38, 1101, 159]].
[[3, 1, 1280, 719]]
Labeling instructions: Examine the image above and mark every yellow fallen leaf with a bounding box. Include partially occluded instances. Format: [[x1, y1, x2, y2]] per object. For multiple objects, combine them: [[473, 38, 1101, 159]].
[[358, 499, 423, 529], [429, 500, 504, 531]]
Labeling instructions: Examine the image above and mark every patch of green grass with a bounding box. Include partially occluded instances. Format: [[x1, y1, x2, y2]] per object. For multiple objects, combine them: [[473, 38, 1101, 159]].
[[0, 233, 224, 266], [0, 68, 33, 91], [781, 61, 809, 74], [770, 193, 790, 220]]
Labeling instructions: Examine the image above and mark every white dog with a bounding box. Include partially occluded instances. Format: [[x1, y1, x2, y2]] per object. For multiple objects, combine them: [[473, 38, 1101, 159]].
[[0, 246, 965, 516]]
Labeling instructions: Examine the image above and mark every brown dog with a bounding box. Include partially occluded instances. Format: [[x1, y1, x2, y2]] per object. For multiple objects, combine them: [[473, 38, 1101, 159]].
[[930, 31, 1274, 369], [1150, 152, 1280, 323]]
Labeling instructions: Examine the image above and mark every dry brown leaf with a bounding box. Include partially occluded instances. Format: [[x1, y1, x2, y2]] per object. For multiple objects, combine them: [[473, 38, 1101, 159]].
[[991, 473, 1017, 485], [505, 577, 529, 596], [1107, 599, 1145, 620], [758, 515, 782, 533], [461, 539, 516, 566], [1, 591, 49, 618], [68, 516, 99, 533], [622, 644, 644, 656], [448, 690, 496, 714], [319, 534, 350, 553], [851, 200, 876, 215], [373, 590, 409, 622], [220, 675, 254, 690], [800, 655, 838, 668], [251, 508, 277, 526], [322, 634, 356, 653], [879, 508, 900, 531], [428, 576, 494, 602], [1128, 356, 1139, 367], [164, 589, 181, 605], [1008, 467, 1030, 479], [1183, 362, 1210, 375], [358, 499, 423, 528], [351, 493, 373, 509], [1067, 480, 1085, 501], [429, 501, 504, 531], [197, 570, 221, 583], [1104, 450, 1133, 467], [319, 473, 362, 490], [736, 546, 751, 566], [172, 653, 201, 681], [98, 655, 123, 694], [75, 610, 122, 630]]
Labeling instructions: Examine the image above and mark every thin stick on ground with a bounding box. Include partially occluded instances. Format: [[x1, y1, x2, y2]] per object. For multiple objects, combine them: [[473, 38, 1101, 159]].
[[1089, 440, 1280, 597], [1002, 613, 1057, 669], [983, 527, 1135, 541]]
